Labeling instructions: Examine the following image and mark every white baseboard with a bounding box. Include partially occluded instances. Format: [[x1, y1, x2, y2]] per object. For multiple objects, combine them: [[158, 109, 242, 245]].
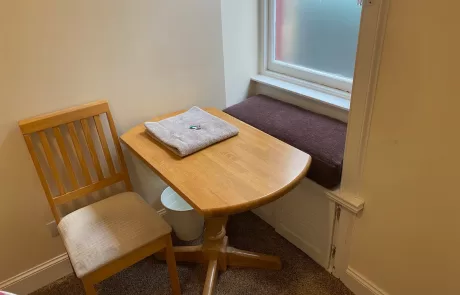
[[0, 253, 72, 295], [343, 267, 389, 295], [275, 224, 329, 269], [0, 209, 167, 294]]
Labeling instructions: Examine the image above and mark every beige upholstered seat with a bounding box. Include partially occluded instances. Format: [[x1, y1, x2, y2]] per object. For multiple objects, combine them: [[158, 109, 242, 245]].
[[58, 192, 171, 278]]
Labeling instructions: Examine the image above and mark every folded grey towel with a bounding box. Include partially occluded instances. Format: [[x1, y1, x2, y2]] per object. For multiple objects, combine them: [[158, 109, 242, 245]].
[[144, 107, 239, 157]]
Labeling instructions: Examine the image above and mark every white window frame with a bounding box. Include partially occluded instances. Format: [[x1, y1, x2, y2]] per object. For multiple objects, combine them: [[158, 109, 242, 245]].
[[260, 0, 355, 95]]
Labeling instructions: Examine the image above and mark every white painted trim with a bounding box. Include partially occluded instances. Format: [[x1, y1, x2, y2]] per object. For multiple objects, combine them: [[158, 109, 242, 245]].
[[259, 69, 351, 100], [0, 253, 72, 295], [329, 3, 388, 294], [0, 209, 167, 294], [339, 0, 390, 199], [254, 82, 349, 123], [258, 0, 269, 74], [276, 224, 329, 268], [330, 206, 356, 277], [261, 0, 354, 93], [268, 61, 354, 94], [251, 75, 350, 111], [343, 267, 389, 295], [326, 191, 364, 214]]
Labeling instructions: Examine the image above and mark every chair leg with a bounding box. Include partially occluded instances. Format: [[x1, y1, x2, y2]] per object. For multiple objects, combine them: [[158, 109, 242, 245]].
[[164, 235, 181, 295], [82, 278, 97, 295]]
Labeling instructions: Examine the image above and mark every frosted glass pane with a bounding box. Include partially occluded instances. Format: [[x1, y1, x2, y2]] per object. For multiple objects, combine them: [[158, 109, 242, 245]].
[[275, 0, 362, 79]]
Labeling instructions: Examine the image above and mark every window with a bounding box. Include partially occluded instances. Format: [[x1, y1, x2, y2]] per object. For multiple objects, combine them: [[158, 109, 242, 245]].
[[262, 0, 362, 93]]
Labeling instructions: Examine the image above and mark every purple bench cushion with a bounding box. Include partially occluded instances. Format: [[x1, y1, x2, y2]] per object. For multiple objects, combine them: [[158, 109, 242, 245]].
[[223, 95, 347, 189]]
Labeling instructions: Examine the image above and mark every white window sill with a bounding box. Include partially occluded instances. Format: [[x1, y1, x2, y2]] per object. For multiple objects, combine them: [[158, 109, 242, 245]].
[[251, 74, 351, 111]]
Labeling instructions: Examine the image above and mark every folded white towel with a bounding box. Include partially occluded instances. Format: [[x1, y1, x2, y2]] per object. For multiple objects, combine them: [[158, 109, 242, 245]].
[[144, 107, 239, 157]]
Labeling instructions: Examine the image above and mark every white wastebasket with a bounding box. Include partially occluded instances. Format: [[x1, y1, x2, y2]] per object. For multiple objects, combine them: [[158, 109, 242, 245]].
[[161, 186, 204, 241]]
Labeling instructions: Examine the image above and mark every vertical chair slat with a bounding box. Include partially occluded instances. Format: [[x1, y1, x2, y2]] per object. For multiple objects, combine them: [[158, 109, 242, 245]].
[[94, 115, 116, 176], [53, 127, 79, 190], [67, 122, 92, 186], [106, 110, 133, 191], [81, 118, 104, 181], [20, 101, 130, 209], [23, 134, 61, 223], [38, 131, 66, 195]]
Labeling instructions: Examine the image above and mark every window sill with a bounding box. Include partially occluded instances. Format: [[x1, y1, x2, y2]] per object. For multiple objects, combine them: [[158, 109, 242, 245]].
[[251, 74, 351, 112]]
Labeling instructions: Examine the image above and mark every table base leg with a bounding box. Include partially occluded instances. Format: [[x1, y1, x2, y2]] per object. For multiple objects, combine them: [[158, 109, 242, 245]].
[[203, 259, 218, 295], [156, 216, 282, 295], [161, 244, 281, 269], [226, 247, 281, 270]]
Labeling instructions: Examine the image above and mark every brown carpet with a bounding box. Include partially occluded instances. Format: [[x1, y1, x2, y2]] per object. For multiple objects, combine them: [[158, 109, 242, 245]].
[[31, 212, 353, 295]]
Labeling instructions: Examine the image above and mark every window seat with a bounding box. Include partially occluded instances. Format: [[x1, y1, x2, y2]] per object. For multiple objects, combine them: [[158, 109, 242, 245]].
[[223, 95, 347, 189]]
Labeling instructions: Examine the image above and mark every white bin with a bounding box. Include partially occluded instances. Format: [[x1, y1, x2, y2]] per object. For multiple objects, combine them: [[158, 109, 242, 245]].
[[161, 186, 204, 241]]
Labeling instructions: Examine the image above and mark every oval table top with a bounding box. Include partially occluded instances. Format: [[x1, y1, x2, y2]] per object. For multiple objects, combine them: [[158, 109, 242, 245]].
[[120, 108, 311, 217]]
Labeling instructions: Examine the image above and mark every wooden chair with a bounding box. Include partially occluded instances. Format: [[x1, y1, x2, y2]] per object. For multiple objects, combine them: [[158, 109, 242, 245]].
[[18, 101, 181, 295]]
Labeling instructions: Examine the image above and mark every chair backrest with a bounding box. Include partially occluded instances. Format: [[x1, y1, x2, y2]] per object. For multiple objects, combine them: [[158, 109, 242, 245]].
[[19, 100, 133, 223]]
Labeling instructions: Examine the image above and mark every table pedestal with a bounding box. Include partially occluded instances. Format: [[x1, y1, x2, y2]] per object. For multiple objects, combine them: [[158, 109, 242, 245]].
[[158, 216, 281, 295]]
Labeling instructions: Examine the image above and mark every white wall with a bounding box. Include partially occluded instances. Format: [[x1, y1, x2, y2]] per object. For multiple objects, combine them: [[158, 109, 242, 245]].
[[221, 0, 259, 107], [346, 1, 460, 294], [0, 0, 225, 282]]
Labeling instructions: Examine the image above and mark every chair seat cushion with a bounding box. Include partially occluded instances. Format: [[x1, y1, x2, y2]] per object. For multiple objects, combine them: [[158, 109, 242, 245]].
[[58, 192, 171, 278], [224, 95, 347, 188]]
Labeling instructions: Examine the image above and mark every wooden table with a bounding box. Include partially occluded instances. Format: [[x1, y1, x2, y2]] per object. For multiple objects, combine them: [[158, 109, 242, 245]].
[[121, 108, 311, 295]]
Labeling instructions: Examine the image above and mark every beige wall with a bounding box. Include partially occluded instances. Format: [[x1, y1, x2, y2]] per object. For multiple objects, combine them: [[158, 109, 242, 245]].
[[348, 1, 460, 294], [221, 0, 259, 107], [0, 0, 225, 281]]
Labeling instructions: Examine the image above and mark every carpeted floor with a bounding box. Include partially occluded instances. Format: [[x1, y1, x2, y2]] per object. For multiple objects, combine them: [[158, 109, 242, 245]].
[[31, 212, 353, 295]]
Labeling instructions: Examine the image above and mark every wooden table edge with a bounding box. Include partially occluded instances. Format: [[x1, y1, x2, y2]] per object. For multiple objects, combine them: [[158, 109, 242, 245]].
[[120, 108, 312, 217]]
